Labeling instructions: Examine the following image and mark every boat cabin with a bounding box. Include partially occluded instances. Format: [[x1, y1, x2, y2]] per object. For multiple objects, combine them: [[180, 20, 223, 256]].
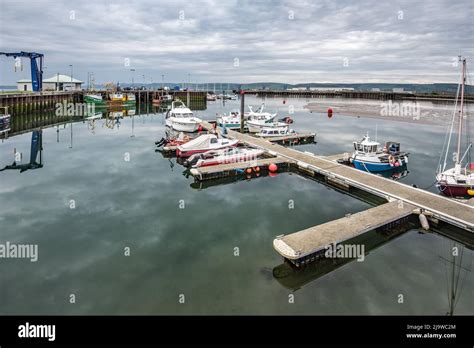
[[353, 136, 380, 154]]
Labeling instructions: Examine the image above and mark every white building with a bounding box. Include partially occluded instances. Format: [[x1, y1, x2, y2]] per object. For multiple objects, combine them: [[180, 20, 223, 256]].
[[308, 87, 355, 91], [17, 74, 83, 91]]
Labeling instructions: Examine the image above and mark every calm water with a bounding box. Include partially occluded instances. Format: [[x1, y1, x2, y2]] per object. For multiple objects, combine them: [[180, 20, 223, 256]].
[[0, 96, 472, 315]]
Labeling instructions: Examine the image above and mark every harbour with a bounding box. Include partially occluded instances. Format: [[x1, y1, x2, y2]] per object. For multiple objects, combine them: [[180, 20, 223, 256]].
[[1, 0, 473, 324]]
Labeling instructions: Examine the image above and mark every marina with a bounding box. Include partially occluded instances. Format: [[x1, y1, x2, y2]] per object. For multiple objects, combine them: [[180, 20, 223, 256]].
[[1, 1, 474, 324]]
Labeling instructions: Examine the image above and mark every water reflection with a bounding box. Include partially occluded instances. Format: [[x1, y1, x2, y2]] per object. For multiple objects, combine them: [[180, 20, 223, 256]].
[[0, 130, 43, 173]]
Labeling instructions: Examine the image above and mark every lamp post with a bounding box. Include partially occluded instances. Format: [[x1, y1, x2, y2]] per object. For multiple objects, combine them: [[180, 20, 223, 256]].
[[161, 74, 164, 89], [69, 64, 73, 86], [130, 68, 135, 87]]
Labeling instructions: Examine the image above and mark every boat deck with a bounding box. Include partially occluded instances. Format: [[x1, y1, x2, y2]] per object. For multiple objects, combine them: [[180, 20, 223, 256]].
[[273, 201, 415, 264]]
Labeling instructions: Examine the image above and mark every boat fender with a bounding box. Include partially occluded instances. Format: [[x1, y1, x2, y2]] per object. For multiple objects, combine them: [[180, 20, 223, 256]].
[[404, 156, 408, 164], [467, 189, 474, 196], [246, 168, 252, 174], [419, 214, 430, 231], [388, 155, 396, 167]]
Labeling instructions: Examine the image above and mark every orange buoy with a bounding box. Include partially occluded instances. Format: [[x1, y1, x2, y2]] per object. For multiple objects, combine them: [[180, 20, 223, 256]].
[[269, 163, 278, 173], [467, 189, 474, 196], [246, 168, 252, 174], [327, 108, 333, 118]]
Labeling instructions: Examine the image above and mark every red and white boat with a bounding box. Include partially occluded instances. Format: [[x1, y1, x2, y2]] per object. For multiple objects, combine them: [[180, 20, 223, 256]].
[[436, 57, 474, 198], [176, 134, 238, 157], [185, 147, 265, 167]]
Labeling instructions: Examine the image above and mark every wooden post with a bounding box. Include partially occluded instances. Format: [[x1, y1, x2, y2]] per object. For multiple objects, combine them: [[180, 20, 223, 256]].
[[240, 90, 245, 133]]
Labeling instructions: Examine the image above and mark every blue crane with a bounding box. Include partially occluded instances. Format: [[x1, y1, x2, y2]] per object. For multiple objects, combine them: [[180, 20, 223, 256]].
[[0, 51, 44, 91]]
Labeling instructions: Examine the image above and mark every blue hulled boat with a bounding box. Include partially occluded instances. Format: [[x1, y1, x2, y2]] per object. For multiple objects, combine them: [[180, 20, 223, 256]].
[[350, 135, 409, 172]]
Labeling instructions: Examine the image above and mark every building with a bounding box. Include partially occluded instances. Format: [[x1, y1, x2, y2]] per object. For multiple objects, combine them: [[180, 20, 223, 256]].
[[17, 74, 83, 91], [308, 87, 355, 91]]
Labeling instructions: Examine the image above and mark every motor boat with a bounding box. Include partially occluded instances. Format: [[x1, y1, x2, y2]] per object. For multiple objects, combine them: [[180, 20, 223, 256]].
[[350, 135, 409, 172], [165, 100, 202, 132], [217, 111, 242, 129], [247, 120, 289, 133], [176, 134, 239, 157], [436, 57, 474, 197], [255, 124, 292, 138], [245, 103, 277, 120], [185, 147, 265, 167]]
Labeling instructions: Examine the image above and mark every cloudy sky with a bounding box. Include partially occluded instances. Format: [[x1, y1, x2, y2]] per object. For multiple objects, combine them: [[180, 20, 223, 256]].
[[0, 0, 473, 85]]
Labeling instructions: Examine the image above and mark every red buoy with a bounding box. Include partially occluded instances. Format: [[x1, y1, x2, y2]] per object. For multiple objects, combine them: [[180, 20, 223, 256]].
[[327, 108, 333, 118], [269, 163, 278, 173]]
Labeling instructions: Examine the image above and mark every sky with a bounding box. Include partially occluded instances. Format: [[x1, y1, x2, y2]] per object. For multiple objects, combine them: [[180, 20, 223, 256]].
[[0, 0, 473, 86]]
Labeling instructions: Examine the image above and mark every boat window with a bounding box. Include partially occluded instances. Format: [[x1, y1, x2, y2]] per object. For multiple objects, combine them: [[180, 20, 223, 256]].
[[210, 138, 217, 144], [363, 145, 368, 152], [354, 143, 357, 151]]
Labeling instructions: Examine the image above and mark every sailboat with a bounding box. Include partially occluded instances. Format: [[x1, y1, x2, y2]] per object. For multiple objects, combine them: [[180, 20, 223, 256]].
[[436, 57, 474, 197]]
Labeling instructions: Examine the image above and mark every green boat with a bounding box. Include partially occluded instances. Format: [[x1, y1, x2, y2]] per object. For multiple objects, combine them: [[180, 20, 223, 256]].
[[84, 94, 107, 106]]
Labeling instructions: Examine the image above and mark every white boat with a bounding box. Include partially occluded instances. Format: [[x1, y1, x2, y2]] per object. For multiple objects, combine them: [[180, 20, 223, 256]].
[[350, 135, 409, 172], [207, 93, 217, 101], [245, 103, 277, 120], [217, 111, 242, 129], [255, 125, 291, 137], [186, 147, 265, 167], [176, 134, 239, 157], [436, 57, 474, 197], [165, 100, 202, 132], [247, 120, 289, 133]]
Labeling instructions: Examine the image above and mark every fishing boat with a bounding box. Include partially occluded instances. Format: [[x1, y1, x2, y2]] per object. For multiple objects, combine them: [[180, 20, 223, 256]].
[[124, 93, 136, 105], [109, 93, 124, 102], [185, 147, 264, 167], [350, 135, 408, 172], [176, 134, 238, 157], [217, 111, 242, 129], [245, 103, 277, 120], [84, 93, 106, 106], [255, 125, 292, 137], [436, 57, 473, 197], [165, 100, 202, 132], [247, 120, 289, 133]]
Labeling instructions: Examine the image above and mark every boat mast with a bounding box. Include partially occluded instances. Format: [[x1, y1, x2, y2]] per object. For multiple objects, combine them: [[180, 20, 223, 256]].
[[456, 57, 466, 167]]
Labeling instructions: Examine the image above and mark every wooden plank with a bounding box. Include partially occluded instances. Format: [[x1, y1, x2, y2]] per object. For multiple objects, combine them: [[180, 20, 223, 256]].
[[273, 201, 415, 260]]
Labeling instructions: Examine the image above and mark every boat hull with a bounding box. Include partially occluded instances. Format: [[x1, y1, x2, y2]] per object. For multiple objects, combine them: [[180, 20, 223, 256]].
[[353, 160, 399, 172], [177, 144, 238, 158], [437, 184, 474, 197], [166, 119, 200, 132]]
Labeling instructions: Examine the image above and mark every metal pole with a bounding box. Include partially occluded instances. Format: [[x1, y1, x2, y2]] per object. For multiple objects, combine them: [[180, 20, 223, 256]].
[[240, 90, 245, 133], [456, 57, 466, 166]]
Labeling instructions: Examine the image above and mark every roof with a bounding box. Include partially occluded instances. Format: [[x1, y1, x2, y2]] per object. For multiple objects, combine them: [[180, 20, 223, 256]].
[[16, 74, 82, 84]]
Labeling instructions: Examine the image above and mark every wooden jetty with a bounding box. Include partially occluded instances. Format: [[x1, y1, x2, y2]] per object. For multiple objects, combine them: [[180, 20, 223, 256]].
[[199, 120, 474, 264], [189, 156, 289, 181], [273, 201, 415, 266]]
